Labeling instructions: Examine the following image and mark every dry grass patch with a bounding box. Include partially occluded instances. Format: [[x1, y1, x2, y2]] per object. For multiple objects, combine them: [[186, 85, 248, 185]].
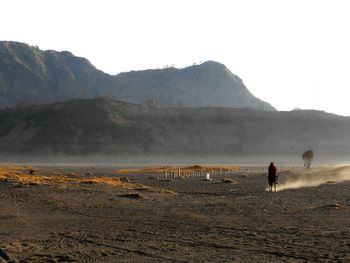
[[0, 166, 131, 188], [67, 172, 79, 176], [0, 166, 176, 194]]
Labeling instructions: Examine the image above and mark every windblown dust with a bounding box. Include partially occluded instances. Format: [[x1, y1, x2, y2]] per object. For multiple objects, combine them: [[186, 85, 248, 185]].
[[277, 166, 350, 191]]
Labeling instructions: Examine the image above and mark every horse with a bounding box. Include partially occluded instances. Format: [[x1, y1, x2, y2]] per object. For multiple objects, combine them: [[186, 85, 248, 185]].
[[268, 162, 278, 192], [268, 174, 278, 192]]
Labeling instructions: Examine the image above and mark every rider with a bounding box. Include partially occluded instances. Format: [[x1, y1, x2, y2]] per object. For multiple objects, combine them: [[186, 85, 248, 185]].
[[268, 162, 277, 192]]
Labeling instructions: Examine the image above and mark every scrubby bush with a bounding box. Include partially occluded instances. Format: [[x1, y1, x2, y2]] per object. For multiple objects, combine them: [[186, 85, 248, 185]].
[[302, 150, 314, 168]]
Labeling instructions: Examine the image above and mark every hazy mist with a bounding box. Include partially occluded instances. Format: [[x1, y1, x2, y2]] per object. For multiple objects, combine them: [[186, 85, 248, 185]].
[[278, 166, 350, 191]]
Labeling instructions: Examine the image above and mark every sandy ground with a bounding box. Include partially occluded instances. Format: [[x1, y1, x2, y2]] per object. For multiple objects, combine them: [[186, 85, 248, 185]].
[[0, 164, 350, 262]]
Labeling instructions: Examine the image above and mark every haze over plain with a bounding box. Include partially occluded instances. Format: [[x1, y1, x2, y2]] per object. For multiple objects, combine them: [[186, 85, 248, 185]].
[[2, 0, 350, 116]]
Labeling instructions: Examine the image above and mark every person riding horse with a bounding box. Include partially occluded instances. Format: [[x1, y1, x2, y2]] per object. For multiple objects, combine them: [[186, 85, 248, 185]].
[[268, 162, 278, 192]]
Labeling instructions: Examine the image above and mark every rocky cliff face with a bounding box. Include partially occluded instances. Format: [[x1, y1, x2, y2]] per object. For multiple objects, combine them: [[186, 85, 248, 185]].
[[0, 41, 113, 107], [0, 98, 348, 162], [0, 41, 274, 110]]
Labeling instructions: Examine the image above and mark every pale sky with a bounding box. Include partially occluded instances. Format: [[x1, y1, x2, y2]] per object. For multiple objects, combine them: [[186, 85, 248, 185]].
[[2, 0, 350, 116]]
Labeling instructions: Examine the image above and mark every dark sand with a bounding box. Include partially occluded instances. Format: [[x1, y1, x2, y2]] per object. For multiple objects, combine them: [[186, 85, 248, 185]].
[[1, 165, 350, 262]]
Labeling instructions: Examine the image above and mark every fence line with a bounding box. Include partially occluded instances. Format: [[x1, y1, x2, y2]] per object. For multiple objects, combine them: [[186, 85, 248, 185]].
[[162, 165, 299, 179]]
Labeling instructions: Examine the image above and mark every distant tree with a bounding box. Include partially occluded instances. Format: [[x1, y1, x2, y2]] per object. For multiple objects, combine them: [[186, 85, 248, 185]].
[[302, 150, 314, 168]]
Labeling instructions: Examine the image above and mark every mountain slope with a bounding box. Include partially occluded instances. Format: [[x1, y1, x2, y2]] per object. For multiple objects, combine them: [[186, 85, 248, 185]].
[[0, 41, 113, 106], [0, 41, 274, 110], [0, 98, 349, 162], [109, 61, 274, 110]]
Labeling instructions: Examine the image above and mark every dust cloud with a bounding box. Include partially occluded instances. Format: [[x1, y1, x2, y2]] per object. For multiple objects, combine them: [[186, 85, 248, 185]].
[[277, 166, 350, 191]]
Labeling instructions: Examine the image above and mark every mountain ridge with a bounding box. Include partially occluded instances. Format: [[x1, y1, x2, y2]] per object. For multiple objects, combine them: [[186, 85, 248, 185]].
[[0, 41, 275, 110], [0, 97, 348, 163]]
